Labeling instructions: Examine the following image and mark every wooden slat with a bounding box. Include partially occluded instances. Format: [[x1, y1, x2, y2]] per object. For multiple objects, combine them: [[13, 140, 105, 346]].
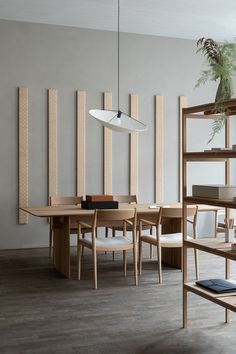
[[76, 90, 86, 198], [48, 89, 58, 201], [18, 87, 29, 224], [129, 94, 138, 196], [179, 96, 187, 202], [103, 92, 112, 194], [155, 96, 163, 203]]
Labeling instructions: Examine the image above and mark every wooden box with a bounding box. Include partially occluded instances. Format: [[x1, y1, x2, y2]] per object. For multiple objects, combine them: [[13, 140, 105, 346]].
[[192, 185, 236, 200], [86, 195, 113, 202]]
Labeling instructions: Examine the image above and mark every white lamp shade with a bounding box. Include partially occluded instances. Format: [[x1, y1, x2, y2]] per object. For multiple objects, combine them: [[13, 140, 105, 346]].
[[89, 109, 147, 133]]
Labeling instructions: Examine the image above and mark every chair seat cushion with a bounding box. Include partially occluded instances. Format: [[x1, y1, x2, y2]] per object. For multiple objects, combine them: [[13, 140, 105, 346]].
[[80, 235, 133, 251], [141, 232, 192, 247]]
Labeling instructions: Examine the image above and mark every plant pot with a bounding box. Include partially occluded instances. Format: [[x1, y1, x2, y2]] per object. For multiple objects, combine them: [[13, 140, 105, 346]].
[[215, 76, 233, 103]]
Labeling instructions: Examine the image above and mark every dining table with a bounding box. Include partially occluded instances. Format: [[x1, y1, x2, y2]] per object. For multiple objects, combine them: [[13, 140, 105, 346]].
[[21, 203, 219, 279]]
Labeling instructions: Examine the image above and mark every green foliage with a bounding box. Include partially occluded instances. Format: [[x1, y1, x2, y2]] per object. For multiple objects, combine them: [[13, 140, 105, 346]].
[[207, 114, 227, 144], [196, 37, 236, 143]]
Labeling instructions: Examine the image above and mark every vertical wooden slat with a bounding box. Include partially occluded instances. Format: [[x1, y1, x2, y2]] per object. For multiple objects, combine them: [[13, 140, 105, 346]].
[[155, 96, 164, 203], [48, 89, 58, 201], [76, 90, 86, 198], [179, 96, 187, 202], [225, 116, 231, 323], [103, 92, 113, 195], [18, 87, 29, 224], [129, 94, 138, 196]]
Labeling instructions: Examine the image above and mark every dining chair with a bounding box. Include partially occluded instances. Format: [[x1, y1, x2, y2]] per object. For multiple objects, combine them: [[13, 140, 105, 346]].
[[49, 196, 90, 258], [213, 209, 236, 237], [138, 206, 199, 283], [106, 195, 153, 259], [77, 209, 138, 289]]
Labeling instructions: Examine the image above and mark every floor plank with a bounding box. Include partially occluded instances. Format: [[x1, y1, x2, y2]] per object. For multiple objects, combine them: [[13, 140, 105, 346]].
[[1, 246, 236, 353]]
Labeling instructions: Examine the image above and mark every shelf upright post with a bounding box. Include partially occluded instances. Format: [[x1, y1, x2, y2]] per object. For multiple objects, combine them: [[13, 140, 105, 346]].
[[225, 115, 231, 323], [182, 106, 188, 328]]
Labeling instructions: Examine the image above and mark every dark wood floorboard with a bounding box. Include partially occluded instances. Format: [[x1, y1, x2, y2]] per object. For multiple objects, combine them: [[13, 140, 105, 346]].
[[1, 246, 236, 353]]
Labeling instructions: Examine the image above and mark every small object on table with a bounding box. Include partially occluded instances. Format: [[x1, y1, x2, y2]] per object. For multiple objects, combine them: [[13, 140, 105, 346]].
[[86, 194, 113, 202], [225, 218, 235, 243], [231, 243, 236, 250]]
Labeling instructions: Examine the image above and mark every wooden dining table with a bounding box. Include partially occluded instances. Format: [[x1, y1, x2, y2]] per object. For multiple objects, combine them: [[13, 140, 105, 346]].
[[21, 203, 218, 279]]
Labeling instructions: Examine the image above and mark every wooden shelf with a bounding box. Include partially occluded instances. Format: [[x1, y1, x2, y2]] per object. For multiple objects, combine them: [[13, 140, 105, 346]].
[[184, 151, 236, 161], [184, 238, 236, 261], [184, 196, 236, 209], [183, 98, 236, 115], [185, 283, 236, 313], [182, 98, 236, 327]]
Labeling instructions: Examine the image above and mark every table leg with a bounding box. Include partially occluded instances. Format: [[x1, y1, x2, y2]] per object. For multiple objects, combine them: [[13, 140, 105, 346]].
[[161, 218, 182, 269], [53, 216, 70, 278]]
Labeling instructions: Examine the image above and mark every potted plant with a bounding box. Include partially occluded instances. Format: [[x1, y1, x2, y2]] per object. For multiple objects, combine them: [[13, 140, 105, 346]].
[[196, 37, 236, 143]]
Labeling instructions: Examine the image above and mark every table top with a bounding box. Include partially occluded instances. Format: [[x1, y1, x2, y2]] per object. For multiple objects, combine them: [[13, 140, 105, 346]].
[[20, 203, 219, 218]]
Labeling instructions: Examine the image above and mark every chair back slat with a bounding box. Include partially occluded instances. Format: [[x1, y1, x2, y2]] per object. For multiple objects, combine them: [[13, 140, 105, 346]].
[[161, 207, 196, 218], [50, 196, 83, 206], [96, 209, 135, 222], [113, 195, 137, 204]]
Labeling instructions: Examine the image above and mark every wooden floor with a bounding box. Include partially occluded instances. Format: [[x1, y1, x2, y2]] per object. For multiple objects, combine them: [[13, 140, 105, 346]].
[[1, 246, 236, 354]]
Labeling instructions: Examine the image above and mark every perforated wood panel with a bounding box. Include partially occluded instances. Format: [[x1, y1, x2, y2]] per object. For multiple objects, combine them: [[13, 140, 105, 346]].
[[155, 96, 164, 203], [76, 90, 86, 198], [18, 87, 29, 224], [179, 95, 187, 202], [129, 94, 138, 196], [103, 92, 113, 195], [48, 89, 58, 201]]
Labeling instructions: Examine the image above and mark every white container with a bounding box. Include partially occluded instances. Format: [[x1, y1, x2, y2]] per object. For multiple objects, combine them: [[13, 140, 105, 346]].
[[226, 229, 235, 243], [192, 185, 236, 200]]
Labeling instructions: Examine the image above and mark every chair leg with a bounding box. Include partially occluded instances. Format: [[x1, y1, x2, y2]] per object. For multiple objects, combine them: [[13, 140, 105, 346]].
[[112, 228, 115, 261], [157, 245, 162, 284], [105, 227, 109, 255], [123, 250, 127, 277], [92, 248, 97, 289], [150, 226, 153, 260], [150, 245, 153, 259], [194, 249, 199, 280], [77, 242, 82, 280], [49, 229, 53, 258], [133, 244, 138, 286], [105, 227, 109, 238], [138, 239, 143, 275]]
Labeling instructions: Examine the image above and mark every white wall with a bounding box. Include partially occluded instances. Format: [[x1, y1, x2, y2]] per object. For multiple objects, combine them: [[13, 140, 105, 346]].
[[0, 20, 234, 249]]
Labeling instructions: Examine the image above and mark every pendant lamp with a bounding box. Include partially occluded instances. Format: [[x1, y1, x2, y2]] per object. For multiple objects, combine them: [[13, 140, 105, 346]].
[[89, 0, 147, 133]]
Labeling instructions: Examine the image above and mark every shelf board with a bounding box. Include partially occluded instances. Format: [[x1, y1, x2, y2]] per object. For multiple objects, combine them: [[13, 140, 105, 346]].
[[182, 98, 236, 115], [184, 151, 236, 161], [184, 238, 236, 261], [185, 283, 236, 312], [184, 196, 236, 209]]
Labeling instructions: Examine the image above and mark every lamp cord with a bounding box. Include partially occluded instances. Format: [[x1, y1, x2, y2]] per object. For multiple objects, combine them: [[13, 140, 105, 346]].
[[118, 0, 120, 111]]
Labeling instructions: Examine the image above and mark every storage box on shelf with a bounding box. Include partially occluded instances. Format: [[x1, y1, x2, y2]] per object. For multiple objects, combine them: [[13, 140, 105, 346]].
[[182, 98, 236, 328]]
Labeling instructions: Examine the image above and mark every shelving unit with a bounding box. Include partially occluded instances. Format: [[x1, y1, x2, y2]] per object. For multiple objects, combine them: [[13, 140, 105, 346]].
[[182, 98, 236, 328]]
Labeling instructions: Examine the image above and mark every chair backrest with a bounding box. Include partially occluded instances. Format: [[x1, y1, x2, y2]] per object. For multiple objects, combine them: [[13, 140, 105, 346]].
[[113, 195, 137, 204], [93, 209, 137, 236], [50, 196, 83, 206], [161, 206, 197, 219]]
